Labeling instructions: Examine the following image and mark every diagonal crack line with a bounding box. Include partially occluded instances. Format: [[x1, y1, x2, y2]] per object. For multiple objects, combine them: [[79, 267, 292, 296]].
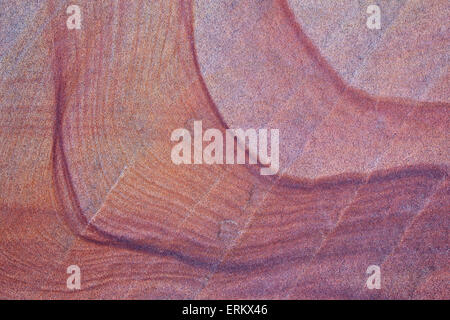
[[368, 175, 447, 299], [88, 164, 129, 227], [192, 154, 304, 298], [123, 168, 227, 298], [284, 176, 369, 298], [286, 170, 447, 299], [379, 176, 447, 268]]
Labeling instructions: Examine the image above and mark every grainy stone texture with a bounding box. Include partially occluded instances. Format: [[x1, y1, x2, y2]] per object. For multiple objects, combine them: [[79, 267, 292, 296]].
[[0, 0, 448, 299]]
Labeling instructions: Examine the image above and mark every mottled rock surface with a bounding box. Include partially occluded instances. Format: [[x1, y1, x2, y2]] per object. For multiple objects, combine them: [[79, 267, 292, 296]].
[[0, 0, 448, 299]]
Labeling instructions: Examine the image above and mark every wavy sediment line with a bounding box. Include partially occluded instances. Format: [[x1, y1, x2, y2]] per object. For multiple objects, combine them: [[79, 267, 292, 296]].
[[50, 0, 448, 278]]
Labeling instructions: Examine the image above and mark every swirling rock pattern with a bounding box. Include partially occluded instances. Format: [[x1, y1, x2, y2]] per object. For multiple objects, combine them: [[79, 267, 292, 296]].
[[0, 0, 448, 299]]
